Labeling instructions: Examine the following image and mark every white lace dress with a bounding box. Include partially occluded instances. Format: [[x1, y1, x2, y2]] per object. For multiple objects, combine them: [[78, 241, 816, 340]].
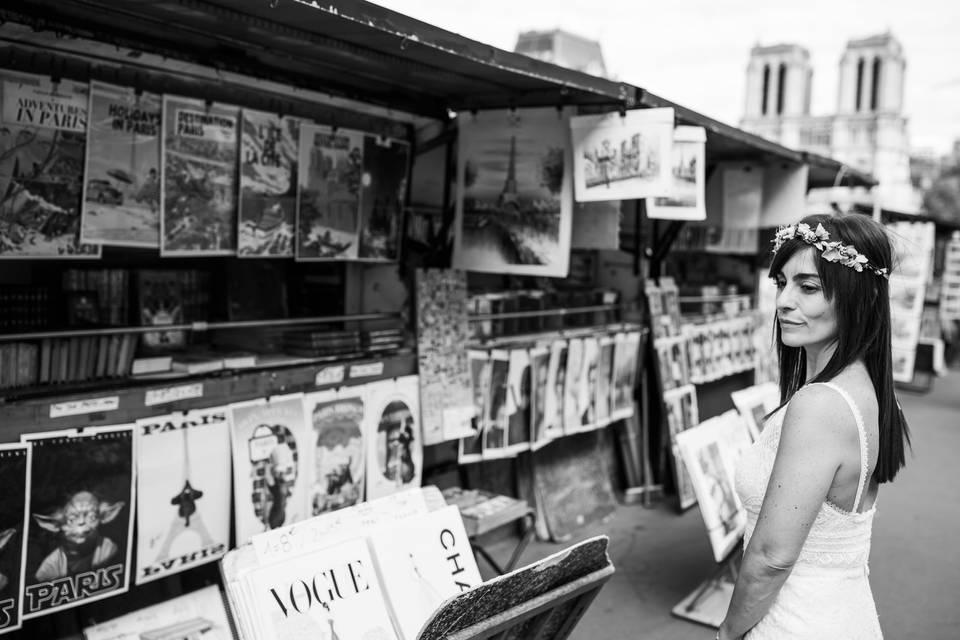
[[734, 382, 883, 639]]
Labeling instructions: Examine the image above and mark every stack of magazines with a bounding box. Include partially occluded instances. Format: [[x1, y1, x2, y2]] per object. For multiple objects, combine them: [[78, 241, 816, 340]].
[[220, 486, 483, 640]]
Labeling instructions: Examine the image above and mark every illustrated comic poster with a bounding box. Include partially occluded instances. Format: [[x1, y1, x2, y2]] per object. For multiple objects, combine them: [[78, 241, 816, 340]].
[[160, 95, 238, 256], [229, 394, 310, 546], [84, 584, 232, 640], [0, 444, 30, 636], [296, 123, 363, 260], [646, 125, 707, 221], [453, 108, 573, 278], [364, 376, 423, 500], [81, 81, 161, 248], [569, 107, 674, 203], [482, 350, 511, 460], [238, 110, 298, 257], [134, 407, 231, 585], [0, 71, 100, 258], [21, 425, 135, 618], [359, 134, 409, 261], [416, 268, 474, 445], [457, 350, 489, 464], [303, 388, 366, 515]]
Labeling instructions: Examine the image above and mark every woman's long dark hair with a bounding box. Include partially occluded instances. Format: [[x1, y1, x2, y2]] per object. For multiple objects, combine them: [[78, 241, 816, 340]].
[[768, 213, 910, 483]]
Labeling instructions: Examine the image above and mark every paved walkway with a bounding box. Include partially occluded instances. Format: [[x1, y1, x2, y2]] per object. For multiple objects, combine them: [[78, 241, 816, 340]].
[[491, 369, 960, 639]]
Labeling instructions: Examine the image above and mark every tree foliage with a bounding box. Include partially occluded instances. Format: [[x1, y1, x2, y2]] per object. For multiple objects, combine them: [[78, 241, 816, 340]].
[[923, 166, 960, 226]]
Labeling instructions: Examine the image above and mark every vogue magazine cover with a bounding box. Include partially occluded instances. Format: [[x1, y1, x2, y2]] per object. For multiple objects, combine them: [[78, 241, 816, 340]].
[[134, 407, 232, 585], [453, 107, 573, 278], [81, 81, 161, 248], [229, 394, 310, 545], [20, 425, 135, 618], [160, 95, 239, 256], [0, 444, 30, 636], [238, 110, 298, 257], [296, 123, 363, 260], [0, 71, 99, 258], [303, 388, 366, 515], [364, 376, 423, 499]]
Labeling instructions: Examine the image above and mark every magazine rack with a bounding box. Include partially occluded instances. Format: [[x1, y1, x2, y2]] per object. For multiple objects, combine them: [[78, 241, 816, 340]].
[[416, 535, 614, 640]]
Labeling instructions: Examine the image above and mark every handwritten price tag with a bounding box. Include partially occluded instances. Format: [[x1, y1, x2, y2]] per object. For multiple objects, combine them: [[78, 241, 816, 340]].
[[49, 396, 119, 419]]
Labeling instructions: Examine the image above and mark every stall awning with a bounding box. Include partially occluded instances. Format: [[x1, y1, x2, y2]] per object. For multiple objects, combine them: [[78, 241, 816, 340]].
[[0, 0, 874, 191]]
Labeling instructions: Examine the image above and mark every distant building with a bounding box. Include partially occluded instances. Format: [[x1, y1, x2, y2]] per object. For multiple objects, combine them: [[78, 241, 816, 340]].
[[514, 29, 608, 79], [740, 32, 918, 213]]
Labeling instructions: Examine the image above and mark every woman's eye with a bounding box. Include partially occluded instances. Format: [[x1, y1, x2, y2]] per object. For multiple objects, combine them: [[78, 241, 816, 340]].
[[801, 283, 819, 293]]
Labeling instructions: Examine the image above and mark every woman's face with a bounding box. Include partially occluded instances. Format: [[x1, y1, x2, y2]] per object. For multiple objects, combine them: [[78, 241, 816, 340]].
[[775, 248, 839, 351]]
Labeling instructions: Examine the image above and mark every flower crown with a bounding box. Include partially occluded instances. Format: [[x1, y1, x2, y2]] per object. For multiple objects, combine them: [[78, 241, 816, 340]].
[[772, 223, 889, 279]]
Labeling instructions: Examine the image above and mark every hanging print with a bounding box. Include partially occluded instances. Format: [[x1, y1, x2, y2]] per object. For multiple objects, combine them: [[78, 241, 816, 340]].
[[238, 110, 298, 257], [415, 268, 474, 445], [229, 394, 310, 545], [358, 134, 409, 260], [528, 347, 551, 447], [504, 348, 532, 454], [21, 425, 135, 618], [453, 108, 573, 277], [596, 336, 615, 427], [134, 407, 232, 585], [0, 71, 100, 258], [538, 339, 567, 447], [303, 388, 366, 515], [646, 125, 707, 221], [569, 107, 674, 202], [160, 95, 238, 256], [457, 350, 489, 464], [0, 444, 30, 636], [364, 376, 423, 500], [481, 350, 511, 459], [296, 123, 363, 260], [81, 82, 161, 248]]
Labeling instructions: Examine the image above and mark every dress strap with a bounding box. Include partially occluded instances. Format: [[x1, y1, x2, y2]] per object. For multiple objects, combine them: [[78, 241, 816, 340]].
[[811, 382, 870, 512]]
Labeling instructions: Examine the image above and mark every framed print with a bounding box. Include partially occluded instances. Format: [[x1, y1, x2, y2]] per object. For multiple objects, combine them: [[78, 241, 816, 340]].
[[730, 382, 780, 441]]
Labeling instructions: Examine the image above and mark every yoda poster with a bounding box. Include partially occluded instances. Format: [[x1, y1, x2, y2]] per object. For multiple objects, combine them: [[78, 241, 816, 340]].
[[134, 407, 232, 585], [229, 394, 310, 546], [20, 425, 135, 618], [0, 444, 30, 636]]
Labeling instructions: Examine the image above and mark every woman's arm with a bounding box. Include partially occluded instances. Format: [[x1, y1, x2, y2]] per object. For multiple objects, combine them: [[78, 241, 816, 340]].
[[719, 385, 855, 639]]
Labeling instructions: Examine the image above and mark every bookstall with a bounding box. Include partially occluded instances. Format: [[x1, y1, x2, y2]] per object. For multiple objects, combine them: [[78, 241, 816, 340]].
[[0, 1, 875, 638]]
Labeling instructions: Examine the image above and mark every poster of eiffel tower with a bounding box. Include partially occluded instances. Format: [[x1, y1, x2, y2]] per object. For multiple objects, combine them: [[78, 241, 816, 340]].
[[453, 108, 573, 277]]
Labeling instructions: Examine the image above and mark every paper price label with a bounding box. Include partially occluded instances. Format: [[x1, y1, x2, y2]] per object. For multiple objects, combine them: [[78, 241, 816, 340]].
[[349, 362, 383, 379], [49, 396, 119, 418], [315, 365, 345, 387], [144, 383, 204, 407]]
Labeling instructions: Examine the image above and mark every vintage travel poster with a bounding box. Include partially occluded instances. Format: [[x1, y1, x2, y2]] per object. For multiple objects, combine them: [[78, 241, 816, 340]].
[[238, 110, 298, 257], [160, 95, 239, 256], [647, 125, 707, 221], [416, 269, 473, 445], [458, 350, 489, 464], [84, 584, 232, 640], [368, 505, 482, 640], [0, 444, 30, 636], [81, 81, 161, 248], [364, 376, 423, 500], [453, 107, 573, 278], [134, 407, 232, 585], [303, 388, 366, 515], [359, 134, 409, 260], [229, 394, 310, 545], [504, 348, 532, 453], [21, 425, 134, 618], [569, 107, 674, 202], [296, 123, 363, 260], [242, 537, 399, 640], [0, 71, 99, 258]]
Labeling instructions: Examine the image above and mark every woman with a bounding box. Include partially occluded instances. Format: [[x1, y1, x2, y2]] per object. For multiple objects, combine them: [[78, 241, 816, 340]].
[[718, 214, 910, 639]]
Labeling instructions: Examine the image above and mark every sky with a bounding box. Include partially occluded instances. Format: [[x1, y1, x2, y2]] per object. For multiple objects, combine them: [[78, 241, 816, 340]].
[[371, 0, 960, 156]]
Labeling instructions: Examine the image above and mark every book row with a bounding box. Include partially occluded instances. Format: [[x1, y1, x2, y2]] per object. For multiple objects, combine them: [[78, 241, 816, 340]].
[[458, 330, 644, 464], [0, 71, 409, 261], [0, 375, 421, 633]]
